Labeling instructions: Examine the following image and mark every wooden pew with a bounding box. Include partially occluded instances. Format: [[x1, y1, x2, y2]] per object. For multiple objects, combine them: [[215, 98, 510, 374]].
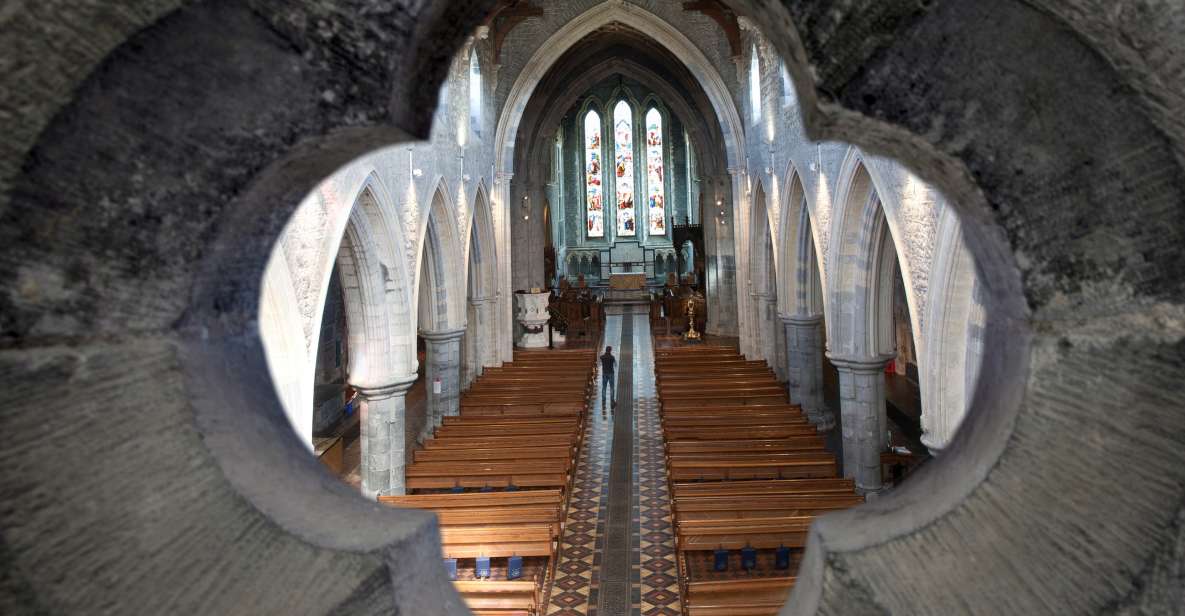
[[656, 344, 864, 606], [380, 490, 562, 510], [684, 577, 795, 616], [666, 437, 827, 456], [667, 456, 838, 481], [392, 347, 597, 616], [676, 517, 814, 551], [453, 580, 537, 616], [422, 434, 577, 450], [672, 478, 856, 499], [405, 460, 570, 490]]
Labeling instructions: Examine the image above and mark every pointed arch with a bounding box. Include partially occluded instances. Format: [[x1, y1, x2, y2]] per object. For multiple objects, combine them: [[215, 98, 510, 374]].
[[748, 180, 779, 367], [828, 149, 920, 361], [260, 170, 415, 448], [920, 208, 984, 453], [778, 163, 825, 320], [462, 180, 498, 388], [417, 182, 464, 333], [495, 1, 744, 175]]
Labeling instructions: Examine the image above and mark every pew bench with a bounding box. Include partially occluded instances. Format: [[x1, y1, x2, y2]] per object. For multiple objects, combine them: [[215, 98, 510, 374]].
[[667, 457, 839, 481], [454, 580, 537, 616], [683, 577, 795, 616], [665, 437, 827, 456], [672, 478, 857, 499]]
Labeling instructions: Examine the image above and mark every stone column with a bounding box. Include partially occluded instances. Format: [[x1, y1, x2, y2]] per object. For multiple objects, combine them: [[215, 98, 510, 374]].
[[762, 294, 781, 378], [421, 327, 466, 432], [481, 297, 500, 368], [784, 314, 832, 430], [464, 297, 494, 389], [355, 375, 418, 498], [828, 355, 893, 496]]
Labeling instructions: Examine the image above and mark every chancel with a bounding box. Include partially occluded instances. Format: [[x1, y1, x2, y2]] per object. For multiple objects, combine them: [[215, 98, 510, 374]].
[[3, 1, 1183, 615]]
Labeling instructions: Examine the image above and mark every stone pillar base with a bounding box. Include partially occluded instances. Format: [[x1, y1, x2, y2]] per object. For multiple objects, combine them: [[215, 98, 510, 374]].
[[354, 374, 418, 497], [829, 354, 894, 496]]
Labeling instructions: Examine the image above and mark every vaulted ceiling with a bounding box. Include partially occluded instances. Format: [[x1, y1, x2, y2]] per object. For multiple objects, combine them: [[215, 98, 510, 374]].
[[513, 23, 731, 180]]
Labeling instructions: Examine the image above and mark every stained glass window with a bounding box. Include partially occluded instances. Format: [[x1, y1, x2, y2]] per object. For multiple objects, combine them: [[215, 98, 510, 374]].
[[613, 100, 636, 236], [583, 110, 604, 238], [645, 108, 666, 235]]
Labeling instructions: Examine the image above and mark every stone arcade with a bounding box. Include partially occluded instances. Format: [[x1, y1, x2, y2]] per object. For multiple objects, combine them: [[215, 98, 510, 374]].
[[1, 1, 1183, 615]]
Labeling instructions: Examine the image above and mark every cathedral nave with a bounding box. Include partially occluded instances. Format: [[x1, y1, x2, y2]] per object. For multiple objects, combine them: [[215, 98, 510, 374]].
[[2, 1, 1183, 615]]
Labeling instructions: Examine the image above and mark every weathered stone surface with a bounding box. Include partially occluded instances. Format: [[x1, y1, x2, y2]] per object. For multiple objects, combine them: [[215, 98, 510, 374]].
[[1, 0, 1183, 614], [0, 0, 491, 614]]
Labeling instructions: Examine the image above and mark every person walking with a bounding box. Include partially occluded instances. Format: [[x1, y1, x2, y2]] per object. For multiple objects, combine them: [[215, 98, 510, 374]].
[[600, 345, 617, 413]]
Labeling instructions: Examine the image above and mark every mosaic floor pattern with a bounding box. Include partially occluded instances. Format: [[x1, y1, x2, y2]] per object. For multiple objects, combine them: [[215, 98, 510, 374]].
[[632, 316, 682, 615], [545, 319, 619, 616], [544, 314, 682, 615]]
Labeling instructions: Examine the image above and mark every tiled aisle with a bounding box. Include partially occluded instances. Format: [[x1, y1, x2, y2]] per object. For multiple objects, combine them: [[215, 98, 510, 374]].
[[545, 319, 620, 615], [632, 315, 682, 615], [544, 313, 682, 616]]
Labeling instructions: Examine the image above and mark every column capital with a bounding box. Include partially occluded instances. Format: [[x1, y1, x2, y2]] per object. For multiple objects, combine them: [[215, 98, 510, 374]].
[[352, 374, 419, 401], [827, 353, 894, 373], [468, 295, 496, 306], [419, 326, 467, 342], [782, 313, 824, 326]]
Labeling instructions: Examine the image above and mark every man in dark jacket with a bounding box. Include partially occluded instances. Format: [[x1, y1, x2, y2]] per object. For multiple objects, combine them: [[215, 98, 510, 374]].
[[600, 346, 617, 412]]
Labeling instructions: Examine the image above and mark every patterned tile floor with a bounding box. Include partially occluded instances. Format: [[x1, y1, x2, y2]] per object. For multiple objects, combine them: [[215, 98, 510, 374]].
[[545, 319, 619, 616], [632, 315, 682, 615], [544, 313, 682, 615]]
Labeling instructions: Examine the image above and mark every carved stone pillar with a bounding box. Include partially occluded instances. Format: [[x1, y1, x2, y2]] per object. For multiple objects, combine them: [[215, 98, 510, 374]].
[[354, 375, 418, 498], [421, 327, 466, 434], [463, 297, 494, 389], [784, 314, 830, 430], [761, 294, 780, 378], [828, 355, 893, 496]]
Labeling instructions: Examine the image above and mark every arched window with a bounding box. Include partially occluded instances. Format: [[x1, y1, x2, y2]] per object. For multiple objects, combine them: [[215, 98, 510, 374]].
[[613, 100, 636, 236], [468, 49, 482, 138], [583, 109, 604, 238], [780, 60, 795, 108], [645, 107, 666, 235], [749, 44, 762, 125]]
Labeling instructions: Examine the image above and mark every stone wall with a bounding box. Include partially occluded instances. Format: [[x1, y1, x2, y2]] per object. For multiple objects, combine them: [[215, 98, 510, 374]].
[[259, 32, 505, 448], [733, 19, 987, 452], [2, 1, 1183, 614]]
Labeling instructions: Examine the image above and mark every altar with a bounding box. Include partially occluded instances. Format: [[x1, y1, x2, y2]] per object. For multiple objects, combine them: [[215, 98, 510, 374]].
[[608, 272, 646, 290]]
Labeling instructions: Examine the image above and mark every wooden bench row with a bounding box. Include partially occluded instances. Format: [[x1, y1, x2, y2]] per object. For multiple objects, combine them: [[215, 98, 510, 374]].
[[385, 348, 596, 615], [654, 344, 862, 616]]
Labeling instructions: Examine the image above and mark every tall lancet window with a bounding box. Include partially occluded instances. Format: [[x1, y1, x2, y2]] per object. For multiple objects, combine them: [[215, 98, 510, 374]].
[[613, 100, 636, 236], [645, 107, 666, 235], [749, 44, 762, 125], [583, 110, 605, 238], [468, 49, 482, 138]]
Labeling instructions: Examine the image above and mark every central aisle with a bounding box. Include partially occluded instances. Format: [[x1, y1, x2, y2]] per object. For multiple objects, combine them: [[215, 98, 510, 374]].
[[545, 311, 682, 616]]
